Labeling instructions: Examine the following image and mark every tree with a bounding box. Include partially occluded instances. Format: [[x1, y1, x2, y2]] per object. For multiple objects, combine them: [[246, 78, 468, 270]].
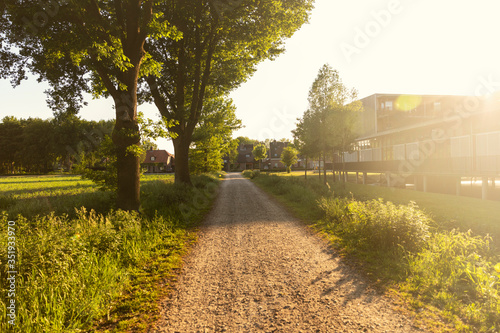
[[293, 110, 321, 180], [252, 143, 267, 170], [236, 136, 258, 146], [2, 1, 180, 210], [143, 0, 314, 185], [189, 96, 242, 173], [281, 146, 299, 173], [299, 64, 361, 184], [0, 117, 23, 173]]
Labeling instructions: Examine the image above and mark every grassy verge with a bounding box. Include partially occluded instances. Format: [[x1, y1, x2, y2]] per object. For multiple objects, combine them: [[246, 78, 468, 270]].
[[0, 172, 221, 332], [248, 172, 500, 332]]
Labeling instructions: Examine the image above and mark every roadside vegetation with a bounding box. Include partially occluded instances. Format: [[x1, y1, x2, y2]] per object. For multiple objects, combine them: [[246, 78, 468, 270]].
[[246, 171, 500, 332], [0, 173, 222, 333]]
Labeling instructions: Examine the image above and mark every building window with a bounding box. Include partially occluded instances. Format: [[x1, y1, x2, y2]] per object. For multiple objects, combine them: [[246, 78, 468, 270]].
[[246, 154, 250, 158], [434, 102, 441, 113], [151, 156, 156, 161], [385, 101, 393, 111]]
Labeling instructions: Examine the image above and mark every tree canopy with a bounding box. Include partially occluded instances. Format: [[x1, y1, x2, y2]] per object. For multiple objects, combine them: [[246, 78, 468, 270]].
[[1, 0, 180, 210], [252, 143, 267, 170], [293, 64, 362, 182], [280, 146, 299, 173], [189, 95, 242, 173], [1, 0, 315, 208], [143, 0, 314, 184]]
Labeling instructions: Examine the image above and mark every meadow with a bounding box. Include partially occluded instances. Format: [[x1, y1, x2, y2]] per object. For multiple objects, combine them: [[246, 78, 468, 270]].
[[246, 170, 500, 332], [0, 173, 220, 332]]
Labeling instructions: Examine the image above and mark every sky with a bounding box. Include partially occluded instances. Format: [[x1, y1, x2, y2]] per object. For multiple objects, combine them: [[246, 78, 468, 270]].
[[2, 0, 500, 153]]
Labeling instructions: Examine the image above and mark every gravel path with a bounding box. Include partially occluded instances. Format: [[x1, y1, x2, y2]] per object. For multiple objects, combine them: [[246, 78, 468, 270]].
[[154, 173, 422, 332]]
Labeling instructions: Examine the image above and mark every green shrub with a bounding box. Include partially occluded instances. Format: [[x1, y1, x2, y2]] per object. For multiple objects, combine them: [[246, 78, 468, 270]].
[[319, 198, 431, 253], [405, 230, 500, 330], [242, 170, 260, 179]]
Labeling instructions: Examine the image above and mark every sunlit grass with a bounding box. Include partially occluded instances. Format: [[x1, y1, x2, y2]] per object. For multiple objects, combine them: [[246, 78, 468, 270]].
[[0, 174, 177, 220], [250, 172, 500, 332], [0, 172, 221, 333], [269, 172, 500, 241]]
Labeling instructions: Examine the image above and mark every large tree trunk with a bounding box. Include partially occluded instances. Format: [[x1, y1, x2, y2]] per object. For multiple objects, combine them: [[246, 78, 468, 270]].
[[112, 91, 141, 211], [173, 134, 192, 185]]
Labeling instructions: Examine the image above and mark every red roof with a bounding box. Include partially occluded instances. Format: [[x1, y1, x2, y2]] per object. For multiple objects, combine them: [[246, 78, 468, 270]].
[[143, 150, 174, 164]]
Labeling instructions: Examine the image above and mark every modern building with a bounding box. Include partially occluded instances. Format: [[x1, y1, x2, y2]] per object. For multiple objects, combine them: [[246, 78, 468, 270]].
[[336, 93, 500, 198]]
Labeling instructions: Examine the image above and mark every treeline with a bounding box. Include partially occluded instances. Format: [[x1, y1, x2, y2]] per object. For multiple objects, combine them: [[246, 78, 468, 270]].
[[0, 116, 114, 174]]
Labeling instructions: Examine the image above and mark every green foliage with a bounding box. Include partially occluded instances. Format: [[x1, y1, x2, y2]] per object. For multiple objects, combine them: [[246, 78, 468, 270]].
[[79, 136, 118, 192], [242, 170, 260, 179], [293, 64, 363, 180], [404, 231, 500, 330], [252, 143, 267, 169], [144, 0, 314, 183], [0, 116, 114, 174], [319, 198, 431, 254], [0, 173, 220, 332], [190, 96, 242, 174], [280, 146, 299, 173]]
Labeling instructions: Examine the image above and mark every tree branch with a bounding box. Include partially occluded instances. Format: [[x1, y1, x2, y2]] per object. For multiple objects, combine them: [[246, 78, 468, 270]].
[[146, 75, 173, 119]]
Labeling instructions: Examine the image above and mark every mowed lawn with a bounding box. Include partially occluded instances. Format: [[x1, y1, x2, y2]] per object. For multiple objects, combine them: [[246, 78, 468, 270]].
[[0, 173, 175, 219], [266, 170, 500, 241]]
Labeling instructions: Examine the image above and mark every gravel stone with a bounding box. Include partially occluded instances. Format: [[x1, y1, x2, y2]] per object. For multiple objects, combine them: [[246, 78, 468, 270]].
[[154, 173, 422, 332]]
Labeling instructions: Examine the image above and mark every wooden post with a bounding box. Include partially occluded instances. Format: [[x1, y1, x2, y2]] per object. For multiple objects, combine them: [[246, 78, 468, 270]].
[[482, 176, 488, 200], [456, 176, 461, 196]]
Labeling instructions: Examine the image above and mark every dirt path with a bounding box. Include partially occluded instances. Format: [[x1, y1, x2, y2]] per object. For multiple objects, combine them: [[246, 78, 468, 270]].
[[154, 173, 422, 332]]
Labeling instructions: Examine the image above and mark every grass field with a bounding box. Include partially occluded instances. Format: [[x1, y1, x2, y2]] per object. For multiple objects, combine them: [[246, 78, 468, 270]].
[[272, 171, 500, 240], [249, 171, 500, 332], [0, 172, 218, 332], [0, 174, 175, 219]]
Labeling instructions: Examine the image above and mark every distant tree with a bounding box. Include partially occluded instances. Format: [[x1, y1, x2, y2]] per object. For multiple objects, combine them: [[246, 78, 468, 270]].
[[21, 118, 58, 173], [236, 136, 258, 146], [252, 143, 267, 170], [0, 117, 23, 174], [226, 138, 240, 169], [293, 110, 321, 180], [190, 96, 242, 174], [302, 64, 362, 184], [281, 146, 299, 173], [141, 139, 159, 152]]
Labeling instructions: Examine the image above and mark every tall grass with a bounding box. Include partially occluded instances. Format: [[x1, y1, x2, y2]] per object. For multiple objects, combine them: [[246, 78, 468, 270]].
[[252, 172, 500, 332], [0, 172, 221, 332]]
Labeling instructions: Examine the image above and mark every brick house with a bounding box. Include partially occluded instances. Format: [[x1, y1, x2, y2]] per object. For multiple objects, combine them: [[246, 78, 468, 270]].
[[236, 144, 257, 170], [142, 150, 174, 173], [262, 140, 288, 170]]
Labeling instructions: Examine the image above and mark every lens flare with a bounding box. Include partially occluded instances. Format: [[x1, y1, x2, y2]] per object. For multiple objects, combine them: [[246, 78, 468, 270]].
[[395, 95, 422, 111]]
